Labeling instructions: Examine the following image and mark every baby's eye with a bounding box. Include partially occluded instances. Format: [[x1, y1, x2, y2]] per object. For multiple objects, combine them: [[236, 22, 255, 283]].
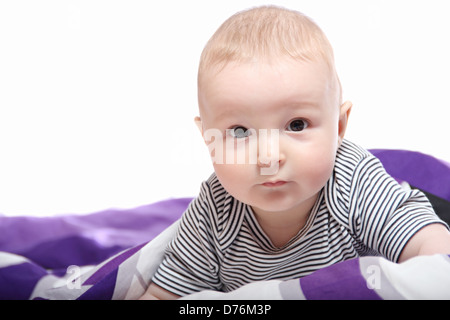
[[229, 126, 251, 139], [286, 119, 308, 132]]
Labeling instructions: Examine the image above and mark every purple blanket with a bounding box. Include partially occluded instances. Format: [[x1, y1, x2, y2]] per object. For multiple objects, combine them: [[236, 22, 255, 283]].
[[1, 149, 449, 300]]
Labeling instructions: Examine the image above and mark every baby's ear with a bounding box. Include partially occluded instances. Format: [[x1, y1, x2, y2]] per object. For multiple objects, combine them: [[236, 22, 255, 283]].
[[338, 101, 352, 145], [194, 116, 203, 135]]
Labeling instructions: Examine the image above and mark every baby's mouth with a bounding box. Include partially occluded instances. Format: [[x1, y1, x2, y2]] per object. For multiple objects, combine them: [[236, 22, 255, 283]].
[[261, 180, 287, 188]]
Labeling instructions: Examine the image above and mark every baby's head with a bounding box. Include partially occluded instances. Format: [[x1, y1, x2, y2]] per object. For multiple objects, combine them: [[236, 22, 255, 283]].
[[196, 6, 352, 216], [198, 5, 342, 108]]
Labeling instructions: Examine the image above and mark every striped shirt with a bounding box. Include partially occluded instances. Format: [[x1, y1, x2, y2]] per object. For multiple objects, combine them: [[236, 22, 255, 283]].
[[152, 139, 447, 296]]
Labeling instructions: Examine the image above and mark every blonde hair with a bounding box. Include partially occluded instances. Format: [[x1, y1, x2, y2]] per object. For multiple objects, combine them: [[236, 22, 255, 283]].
[[198, 5, 342, 103]]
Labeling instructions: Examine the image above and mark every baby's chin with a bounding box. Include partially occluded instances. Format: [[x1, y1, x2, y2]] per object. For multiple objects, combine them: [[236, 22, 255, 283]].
[[247, 197, 301, 215], [244, 188, 320, 216], [250, 203, 296, 215]]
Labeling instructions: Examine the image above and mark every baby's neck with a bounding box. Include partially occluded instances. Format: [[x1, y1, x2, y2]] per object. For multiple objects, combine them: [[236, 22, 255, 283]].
[[260, 220, 308, 248], [251, 194, 318, 248]]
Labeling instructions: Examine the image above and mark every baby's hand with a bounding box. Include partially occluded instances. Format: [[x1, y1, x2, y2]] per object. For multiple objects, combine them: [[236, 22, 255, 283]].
[[139, 283, 180, 300]]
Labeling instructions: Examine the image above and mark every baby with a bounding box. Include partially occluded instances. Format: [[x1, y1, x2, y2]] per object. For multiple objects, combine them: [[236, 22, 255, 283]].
[[141, 6, 450, 299]]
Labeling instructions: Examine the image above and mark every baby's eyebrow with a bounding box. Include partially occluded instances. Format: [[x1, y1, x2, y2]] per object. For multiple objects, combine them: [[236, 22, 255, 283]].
[[211, 107, 247, 123], [283, 100, 319, 109], [209, 99, 321, 126]]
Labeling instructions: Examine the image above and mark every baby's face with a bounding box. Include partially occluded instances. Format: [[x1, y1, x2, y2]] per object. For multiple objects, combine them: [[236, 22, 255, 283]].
[[198, 59, 348, 217]]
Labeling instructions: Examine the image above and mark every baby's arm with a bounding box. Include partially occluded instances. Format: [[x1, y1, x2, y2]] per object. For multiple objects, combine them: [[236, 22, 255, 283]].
[[398, 223, 450, 262], [141, 177, 223, 299], [139, 283, 180, 300]]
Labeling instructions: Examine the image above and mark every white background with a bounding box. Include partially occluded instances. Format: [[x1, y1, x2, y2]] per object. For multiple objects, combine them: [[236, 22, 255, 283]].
[[1, 0, 449, 216]]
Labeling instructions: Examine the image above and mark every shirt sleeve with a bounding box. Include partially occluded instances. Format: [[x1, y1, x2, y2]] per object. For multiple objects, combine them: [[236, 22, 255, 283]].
[[151, 180, 223, 296], [348, 155, 449, 262]]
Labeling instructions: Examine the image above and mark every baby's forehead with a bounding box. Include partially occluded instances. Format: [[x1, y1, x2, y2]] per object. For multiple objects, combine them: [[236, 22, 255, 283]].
[[200, 58, 336, 97], [198, 58, 339, 117]]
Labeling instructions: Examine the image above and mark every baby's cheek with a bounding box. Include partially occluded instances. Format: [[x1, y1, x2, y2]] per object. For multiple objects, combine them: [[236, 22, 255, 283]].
[[306, 150, 335, 185], [213, 164, 250, 196]]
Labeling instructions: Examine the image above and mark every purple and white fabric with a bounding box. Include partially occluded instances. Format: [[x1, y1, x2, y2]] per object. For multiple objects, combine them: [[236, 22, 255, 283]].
[[1, 149, 450, 300]]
